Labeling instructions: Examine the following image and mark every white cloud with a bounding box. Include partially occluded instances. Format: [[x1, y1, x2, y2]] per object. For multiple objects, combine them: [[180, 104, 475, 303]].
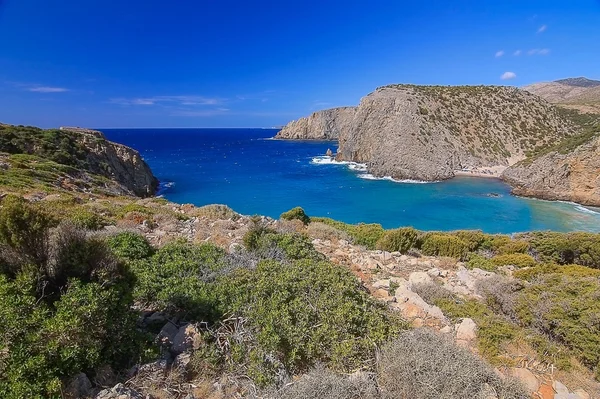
[[528, 48, 550, 55], [537, 24, 547, 33], [170, 108, 230, 117], [495, 50, 505, 58], [501, 72, 517, 80], [110, 95, 222, 106], [27, 86, 69, 93], [513, 50, 522, 56]]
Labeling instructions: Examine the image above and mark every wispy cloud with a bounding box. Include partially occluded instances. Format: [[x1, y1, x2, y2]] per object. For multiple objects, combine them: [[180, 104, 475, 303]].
[[9, 82, 70, 93], [495, 50, 505, 58], [110, 95, 222, 106], [528, 48, 550, 55], [513, 50, 522, 56], [537, 24, 547, 33], [501, 71, 517, 80], [170, 108, 230, 117]]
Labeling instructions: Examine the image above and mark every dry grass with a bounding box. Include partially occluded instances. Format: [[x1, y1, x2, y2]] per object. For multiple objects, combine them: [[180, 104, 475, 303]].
[[377, 328, 528, 399], [307, 222, 351, 242]]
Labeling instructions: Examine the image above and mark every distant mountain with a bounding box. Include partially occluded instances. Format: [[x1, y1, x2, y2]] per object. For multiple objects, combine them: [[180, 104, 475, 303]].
[[523, 77, 600, 113]]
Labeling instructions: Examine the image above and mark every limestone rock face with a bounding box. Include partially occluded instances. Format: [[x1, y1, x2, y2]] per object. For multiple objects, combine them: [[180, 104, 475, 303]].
[[278, 85, 575, 181], [502, 135, 600, 206], [275, 107, 356, 140], [74, 130, 158, 197]]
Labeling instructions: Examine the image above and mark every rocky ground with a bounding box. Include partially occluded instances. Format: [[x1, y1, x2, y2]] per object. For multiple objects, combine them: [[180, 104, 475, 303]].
[[62, 198, 598, 399]]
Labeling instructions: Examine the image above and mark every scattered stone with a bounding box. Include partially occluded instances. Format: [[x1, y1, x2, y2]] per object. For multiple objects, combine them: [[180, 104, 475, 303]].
[[509, 368, 539, 394], [553, 380, 570, 396], [455, 318, 477, 341], [408, 271, 432, 287], [372, 279, 390, 289], [138, 359, 168, 374], [95, 383, 144, 399], [573, 389, 591, 399], [173, 352, 192, 369], [94, 365, 117, 388]]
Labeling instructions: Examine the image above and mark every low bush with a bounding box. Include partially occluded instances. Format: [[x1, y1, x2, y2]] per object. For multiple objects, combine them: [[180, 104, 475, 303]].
[[243, 216, 275, 250], [491, 253, 537, 269], [68, 208, 106, 230], [219, 258, 403, 386], [264, 364, 379, 399], [514, 263, 600, 281], [520, 231, 600, 268], [421, 234, 468, 259], [310, 218, 384, 249], [515, 274, 600, 377], [411, 282, 454, 305], [466, 253, 496, 272], [376, 227, 418, 253], [106, 231, 154, 260], [496, 240, 530, 255], [307, 222, 351, 242], [452, 230, 487, 251], [256, 232, 324, 261], [280, 207, 311, 225], [377, 329, 527, 399], [130, 240, 226, 321]]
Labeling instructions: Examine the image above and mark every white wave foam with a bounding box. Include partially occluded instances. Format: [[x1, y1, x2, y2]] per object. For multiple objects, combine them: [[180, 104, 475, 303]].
[[310, 156, 366, 169], [574, 205, 600, 215], [357, 173, 436, 184]]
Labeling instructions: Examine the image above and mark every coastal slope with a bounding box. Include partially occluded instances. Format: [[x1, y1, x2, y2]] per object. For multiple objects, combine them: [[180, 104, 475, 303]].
[[503, 133, 600, 206], [0, 124, 158, 197], [278, 85, 576, 181], [523, 77, 600, 114]]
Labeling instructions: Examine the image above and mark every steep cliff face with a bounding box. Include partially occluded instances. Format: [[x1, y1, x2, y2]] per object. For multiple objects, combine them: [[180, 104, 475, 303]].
[[279, 85, 576, 181], [0, 125, 158, 197], [74, 131, 159, 197], [502, 134, 600, 206], [275, 107, 356, 140]]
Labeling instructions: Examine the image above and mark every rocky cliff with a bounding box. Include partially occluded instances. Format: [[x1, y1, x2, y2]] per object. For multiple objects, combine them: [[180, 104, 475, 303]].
[[275, 107, 356, 140], [72, 129, 159, 197], [0, 125, 158, 197], [502, 133, 600, 206], [279, 85, 576, 181]]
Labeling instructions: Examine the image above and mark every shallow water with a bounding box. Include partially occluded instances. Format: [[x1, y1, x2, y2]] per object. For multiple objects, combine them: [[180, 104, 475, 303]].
[[100, 128, 600, 233]]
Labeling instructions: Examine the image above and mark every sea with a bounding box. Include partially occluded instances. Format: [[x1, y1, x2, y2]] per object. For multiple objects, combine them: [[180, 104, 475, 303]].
[[100, 128, 600, 234]]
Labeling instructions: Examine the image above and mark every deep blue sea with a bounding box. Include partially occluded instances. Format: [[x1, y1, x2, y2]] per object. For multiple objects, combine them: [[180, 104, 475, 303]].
[[100, 128, 600, 234]]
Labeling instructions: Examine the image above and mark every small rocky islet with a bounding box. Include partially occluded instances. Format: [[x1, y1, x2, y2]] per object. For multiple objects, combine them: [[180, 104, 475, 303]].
[[1, 79, 600, 398]]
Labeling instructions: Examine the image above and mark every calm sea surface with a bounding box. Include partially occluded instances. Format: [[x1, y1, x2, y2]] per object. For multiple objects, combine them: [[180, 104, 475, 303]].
[[100, 128, 600, 233]]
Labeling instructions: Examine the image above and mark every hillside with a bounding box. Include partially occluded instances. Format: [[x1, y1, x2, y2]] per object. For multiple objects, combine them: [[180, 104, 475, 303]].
[[277, 84, 576, 181], [0, 124, 158, 197], [523, 77, 600, 114], [503, 113, 600, 206]]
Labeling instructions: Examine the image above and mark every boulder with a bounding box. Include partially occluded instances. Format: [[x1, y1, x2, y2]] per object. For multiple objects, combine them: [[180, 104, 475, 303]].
[[95, 383, 144, 399], [408, 271, 432, 288], [172, 324, 202, 354], [65, 372, 92, 398], [455, 318, 477, 341], [509, 368, 539, 394], [553, 380, 570, 396], [156, 321, 179, 347], [573, 389, 591, 399]]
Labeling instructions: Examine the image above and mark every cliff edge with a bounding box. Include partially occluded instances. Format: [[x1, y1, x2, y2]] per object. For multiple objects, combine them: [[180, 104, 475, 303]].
[[278, 85, 576, 181]]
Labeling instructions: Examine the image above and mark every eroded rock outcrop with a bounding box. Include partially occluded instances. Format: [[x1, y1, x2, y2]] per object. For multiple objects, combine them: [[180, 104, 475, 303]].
[[502, 134, 600, 206], [63, 128, 159, 197], [278, 85, 575, 181], [275, 107, 356, 140]]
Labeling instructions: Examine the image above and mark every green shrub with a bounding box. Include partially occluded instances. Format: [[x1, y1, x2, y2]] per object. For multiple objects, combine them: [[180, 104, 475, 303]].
[[491, 253, 537, 269], [130, 240, 226, 321], [496, 240, 530, 255], [516, 275, 600, 376], [243, 216, 275, 250], [0, 195, 52, 271], [480, 234, 512, 253], [257, 232, 324, 261], [309, 218, 384, 249], [521, 231, 600, 268], [421, 234, 468, 259], [466, 253, 496, 272], [514, 263, 600, 281], [376, 227, 419, 253], [452, 230, 487, 252], [68, 208, 106, 230], [107, 232, 153, 260], [280, 207, 310, 225], [219, 259, 403, 385], [435, 297, 518, 361]]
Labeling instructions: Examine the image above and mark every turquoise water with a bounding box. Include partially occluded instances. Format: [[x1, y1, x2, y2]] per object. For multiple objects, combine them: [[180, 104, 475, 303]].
[[100, 128, 600, 233]]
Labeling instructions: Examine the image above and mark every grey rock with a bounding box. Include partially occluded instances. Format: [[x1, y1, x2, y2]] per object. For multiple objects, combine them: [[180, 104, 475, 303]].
[[156, 321, 179, 346], [95, 383, 144, 399], [172, 323, 202, 354], [65, 372, 92, 398]]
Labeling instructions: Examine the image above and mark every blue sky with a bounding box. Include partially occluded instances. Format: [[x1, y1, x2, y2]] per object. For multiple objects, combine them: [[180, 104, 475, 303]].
[[0, 0, 599, 128]]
